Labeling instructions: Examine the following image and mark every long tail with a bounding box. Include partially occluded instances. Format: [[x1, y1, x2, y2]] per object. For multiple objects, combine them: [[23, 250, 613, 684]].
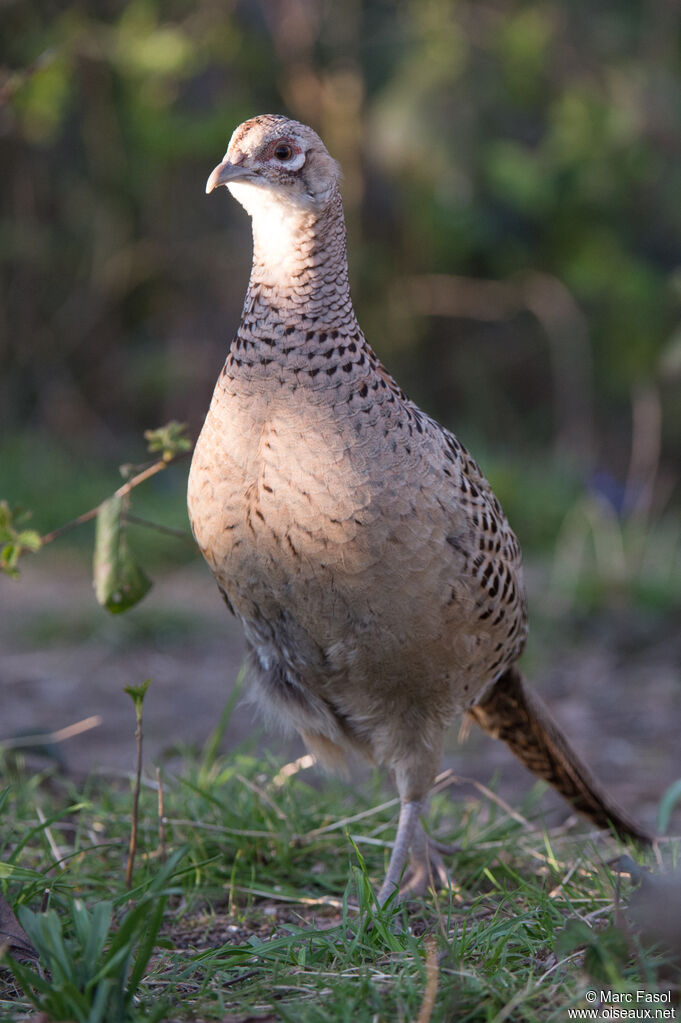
[[467, 666, 653, 845]]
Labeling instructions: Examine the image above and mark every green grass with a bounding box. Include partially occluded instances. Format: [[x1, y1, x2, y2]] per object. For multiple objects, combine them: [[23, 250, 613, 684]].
[[1, 715, 677, 1023], [2, 431, 680, 1019]]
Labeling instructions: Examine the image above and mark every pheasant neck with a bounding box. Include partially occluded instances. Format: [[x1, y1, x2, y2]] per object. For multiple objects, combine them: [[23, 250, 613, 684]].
[[245, 188, 358, 332]]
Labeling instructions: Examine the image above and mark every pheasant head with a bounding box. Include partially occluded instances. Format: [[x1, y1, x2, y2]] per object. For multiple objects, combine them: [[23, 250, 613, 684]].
[[206, 114, 341, 214], [206, 114, 348, 303]]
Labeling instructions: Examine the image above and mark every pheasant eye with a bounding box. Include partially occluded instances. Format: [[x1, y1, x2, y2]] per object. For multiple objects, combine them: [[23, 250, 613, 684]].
[[274, 142, 293, 161]]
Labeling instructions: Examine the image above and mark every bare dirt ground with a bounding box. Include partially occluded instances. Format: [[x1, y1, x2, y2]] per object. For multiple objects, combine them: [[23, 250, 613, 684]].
[[1, 548, 679, 835]]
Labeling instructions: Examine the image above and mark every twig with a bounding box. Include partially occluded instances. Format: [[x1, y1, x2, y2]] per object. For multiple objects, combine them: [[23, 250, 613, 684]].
[[39, 506, 105, 546], [163, 818, 273, 840], [489, 979, 535, 1023], [234, 886, 346, 910], [271, 753, 316, 787], [538, 948, 586, 982], [125, 712, 144, 889], [548, 857, 583, 898], [236, 773, 288, 822], [40, 452, 189, 546], [36, 807, 64, 871], [0, 715, 102, 750], [416, 937, 439, 1023], [432, 769, 534, 830], [302, 796, 400, 840], [124, 681, 151, 889], [123, 513, 195, 544]]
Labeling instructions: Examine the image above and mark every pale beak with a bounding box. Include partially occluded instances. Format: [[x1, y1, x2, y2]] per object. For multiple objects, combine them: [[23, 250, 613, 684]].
[[205, 159, 252, 195]]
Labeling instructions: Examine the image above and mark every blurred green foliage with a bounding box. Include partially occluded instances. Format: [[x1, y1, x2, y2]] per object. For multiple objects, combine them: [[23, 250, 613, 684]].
[[1, 0, 680, 552]]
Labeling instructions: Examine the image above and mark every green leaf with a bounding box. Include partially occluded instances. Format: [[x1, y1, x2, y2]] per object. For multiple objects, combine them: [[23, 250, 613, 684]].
[[0, 861, 46, 882], [93, 496, 152, 614], [0, 500, 42, 578], [124, 679, 152, 723], [16, 529, 42, 551], [0, 543, 20, 578], [72, 899, 112, 977], [143, 420, 192, 461], [9, 864, 178, 1022], [123, 894, 166, 1004]]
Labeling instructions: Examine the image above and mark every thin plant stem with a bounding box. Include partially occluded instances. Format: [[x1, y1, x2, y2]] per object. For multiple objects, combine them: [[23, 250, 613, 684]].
[[125, 711, 144, 890], [0, 715, 101, 750], [157, 767, 167, 865], [416, 936, 439, 1023], [123, 513, 194, 544], [40, 452, 190, 546]]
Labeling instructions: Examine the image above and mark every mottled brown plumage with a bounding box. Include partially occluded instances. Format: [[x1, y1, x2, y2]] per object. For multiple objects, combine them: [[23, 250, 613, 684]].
[[189, 115, 650, 904], [468, 666, 651, 844]]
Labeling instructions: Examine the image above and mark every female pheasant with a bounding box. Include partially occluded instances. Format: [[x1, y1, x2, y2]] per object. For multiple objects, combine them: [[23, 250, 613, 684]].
[[188, 115, 650, 904]]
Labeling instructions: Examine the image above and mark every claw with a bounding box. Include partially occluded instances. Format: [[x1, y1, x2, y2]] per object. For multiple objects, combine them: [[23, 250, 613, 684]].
[[399, 822, 455, 898]]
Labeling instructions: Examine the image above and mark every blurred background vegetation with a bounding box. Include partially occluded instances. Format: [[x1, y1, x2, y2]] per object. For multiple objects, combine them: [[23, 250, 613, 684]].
[[1, 0, 680, 611]]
